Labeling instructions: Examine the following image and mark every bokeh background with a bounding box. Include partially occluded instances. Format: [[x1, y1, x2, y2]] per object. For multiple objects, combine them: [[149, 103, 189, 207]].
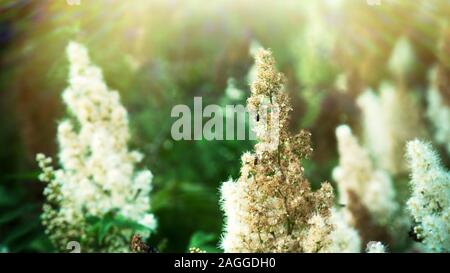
[[0, 0, 449, 252]]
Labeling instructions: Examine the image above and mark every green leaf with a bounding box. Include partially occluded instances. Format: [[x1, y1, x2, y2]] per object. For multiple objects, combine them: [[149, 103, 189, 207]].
[[0, 204, 35, 225], [2, 218, 40, 245]]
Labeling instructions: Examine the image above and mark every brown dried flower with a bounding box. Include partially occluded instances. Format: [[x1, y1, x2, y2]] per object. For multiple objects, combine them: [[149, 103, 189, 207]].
[[220, 49, 334, 253]]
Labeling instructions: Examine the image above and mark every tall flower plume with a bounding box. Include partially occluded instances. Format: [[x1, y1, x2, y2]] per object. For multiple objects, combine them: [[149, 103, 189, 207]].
[[220, 49, 334, 253], [406, 140, 450, 252], [357, 82, 426, 175], [356, 36, 425, 175], [332, 124, 411, 248], [36, 41, 156, 252], [333, 125, 398, 228], [427, 67, 450, 155], [388, 37, 417, 83]]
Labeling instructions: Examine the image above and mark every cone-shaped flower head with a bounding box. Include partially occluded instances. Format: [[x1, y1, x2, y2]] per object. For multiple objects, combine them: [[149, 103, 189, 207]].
[[36, 41, 156, 252], [406, 140, 450, 252], [220, 49, 334, 253]]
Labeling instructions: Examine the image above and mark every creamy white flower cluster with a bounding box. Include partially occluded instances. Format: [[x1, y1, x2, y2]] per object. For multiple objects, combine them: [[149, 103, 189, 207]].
[[388, 37, 417, 81], [36, 41, 156, 252], [357, 37, 426, 175], [357, 83, 426, 175], [406, 140, 449, 252], [324, 209, 361, 253], [427, 68, 450, 155], [365, 241, 386, 253], [333, 125, 398, 226]]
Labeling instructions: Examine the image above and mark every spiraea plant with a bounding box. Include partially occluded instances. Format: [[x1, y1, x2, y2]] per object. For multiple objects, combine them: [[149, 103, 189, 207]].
[[325, 209, 361, 253], [357, 38, 427, 175], [333, 125, 402, 247], [333, 125, 398, 226], [365, 241, 386, 253], [220, 49, 334, 253], [36, 41, 156, 252], [406, 140, 450, 252], [427, 67, 450, 155]]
